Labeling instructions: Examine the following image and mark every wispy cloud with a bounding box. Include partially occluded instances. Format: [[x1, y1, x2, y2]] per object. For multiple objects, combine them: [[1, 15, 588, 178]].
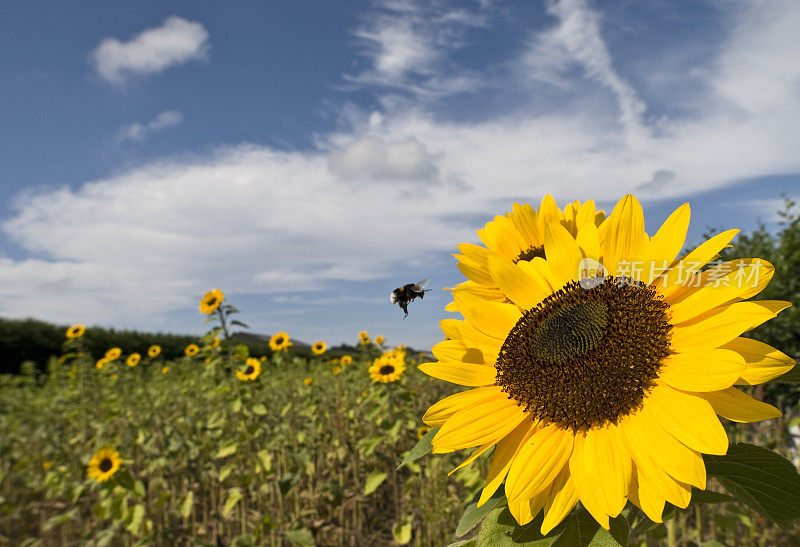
[[90, 16, 209, 85], [117, 111, 183, 142]]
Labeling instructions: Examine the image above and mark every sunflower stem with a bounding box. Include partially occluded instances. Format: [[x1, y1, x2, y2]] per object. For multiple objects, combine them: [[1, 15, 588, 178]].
[[666, 517, 677, 547]]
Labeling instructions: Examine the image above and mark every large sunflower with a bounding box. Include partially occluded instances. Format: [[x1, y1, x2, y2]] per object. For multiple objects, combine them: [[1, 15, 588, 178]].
[[420, 194, 791, 533], [87, 448, 122, 483], [236, 358, 262, 381], [269, 332, 291, 351], [200, 288, 224, 314]]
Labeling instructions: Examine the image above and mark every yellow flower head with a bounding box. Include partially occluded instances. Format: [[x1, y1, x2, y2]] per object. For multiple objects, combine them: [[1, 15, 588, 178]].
[[66, 324, 85, 339], [236, 358, 262, 381], [369, 349, 406, 383], [303, 376, 313, 386], [421, 194, 790, 534], [110, 373, 118, 381], [358, 330, 369, 340], [147, 345, 161, 357], [311, 341, 327, 355], [126, 353, 141, 367], [332, 366, 342, 375], [269, 332, 291, 351], [87, 448, 121, 483], [360, 336, 371, 346], [212, 336, 221, 348], [260, 355, 267, 362], [161, 366, 169, 374], [417, 425, 432, 439], [375, 335, 385, 345], [341, 355, 352, 366], [95, 357, 109, 369], [185, 344, 200, 357], [105, 347, 121, 360], [200, 288, 224, 314]]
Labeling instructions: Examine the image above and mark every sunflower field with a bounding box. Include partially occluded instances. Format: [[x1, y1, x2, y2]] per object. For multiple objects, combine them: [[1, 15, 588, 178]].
[[2, 195, 800, 546]]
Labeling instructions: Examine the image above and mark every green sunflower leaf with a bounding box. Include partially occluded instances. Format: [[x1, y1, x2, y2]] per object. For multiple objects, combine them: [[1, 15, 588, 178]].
[[397, 426, 438, 469], [703, 443, 800, 528], [456, 486, 506, 537], [282, 528, 315, 547], [222, 487, 243, 517]]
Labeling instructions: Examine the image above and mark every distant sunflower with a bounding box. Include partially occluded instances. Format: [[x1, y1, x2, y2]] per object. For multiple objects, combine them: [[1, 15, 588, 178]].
[[332, 366, 342, 375], [312, 341, 327, 355], [421, 194, 790, 533], [269, 332, 291, 351], [369, 356, 406, 383], [185, 344, 199, 357], [66, 324, 85, 339], [417, 425, 432, 439], [200, 288, 224, 314], [126, 353, 141, 367], [161, 366, 169, 374], [87, 448, 121, 483], [260, 355, 267, 362], [236, 358, 262, 381], [303, 377, 313, 386], [341, 355, 353, 366], [358, 330, 369, 340], [105, 347, 121, 360], [360, 337, 371, 346], [147, 345, 161, 357], [212, 336, 221, 348], [110, 373, 118, 381], [95, 357, 109, 369], [375, 335, 385, 345]]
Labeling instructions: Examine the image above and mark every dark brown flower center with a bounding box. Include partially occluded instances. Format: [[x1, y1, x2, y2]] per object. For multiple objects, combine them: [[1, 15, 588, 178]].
[[379, 365, 395, 376], [514, 245, 546, 263], [495, 278, 671, 431], [244, 365, 255, 375], [99, 457, 113, 473], [275, 337, 284, 345], [206, 297, 217, 307]]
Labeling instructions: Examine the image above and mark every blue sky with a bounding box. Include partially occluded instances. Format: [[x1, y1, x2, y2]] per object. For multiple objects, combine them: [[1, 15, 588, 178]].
[[1, 0, 799, 351]]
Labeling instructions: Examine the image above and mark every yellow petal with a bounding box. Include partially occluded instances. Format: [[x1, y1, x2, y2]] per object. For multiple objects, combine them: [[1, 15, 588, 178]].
[[418, 361, 496, 386], [658, 349, 746, 392], [453, 288, 521, 340], [602, 195, 648, 276], [478, 420, 538, 506], [423, 386, 504, 427], [576, 222, 601, 262], [646, 383, 729, 454], [622, 407, 706, 489], [541, 466, 579, 535], [505, 424, 574, 503], [449, 442, 495, 475], [667, 259, 774, 322], [433, 395, 528, 452], [544, 222, 583, 287], [478, 215, 527, 260], [723, 337, 796, 385], [575, 200, 598, 230], [457, 261, 495, 286], [670, 301, 786, 351], [644, 203, 691, 266], [628, 465, 666, 523], [536, 194, 564, 235], [487, 254, 550, 310], [516, 258, 557, 295], [511, 202, 542, 247], [456, 243, 489, 266], [697, 387, 783, 423], [568, 432, 610, 529], [654, 229, 739, 298], [431, 339, 485, 364], [439, 318, 462, 340]]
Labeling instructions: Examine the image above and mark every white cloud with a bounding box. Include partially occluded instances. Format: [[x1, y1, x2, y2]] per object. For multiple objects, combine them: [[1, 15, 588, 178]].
[[91, 17, 209, 84], [118, 110, 183, 142], [521, 0, 648, 144], [327, 136, 439, 183]]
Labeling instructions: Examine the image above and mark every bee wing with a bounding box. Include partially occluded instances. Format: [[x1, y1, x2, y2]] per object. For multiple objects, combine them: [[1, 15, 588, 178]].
[[415, 279, 431, 290]]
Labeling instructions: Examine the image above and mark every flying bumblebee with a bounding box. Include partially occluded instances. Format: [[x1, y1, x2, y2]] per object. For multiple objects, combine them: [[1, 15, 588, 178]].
[[390, 279, 431, 318]]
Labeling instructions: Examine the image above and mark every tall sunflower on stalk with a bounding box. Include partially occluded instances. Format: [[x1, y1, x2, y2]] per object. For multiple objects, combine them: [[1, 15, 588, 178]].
[[199, 288, 249, 344], [420, 194, 794, 534]]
